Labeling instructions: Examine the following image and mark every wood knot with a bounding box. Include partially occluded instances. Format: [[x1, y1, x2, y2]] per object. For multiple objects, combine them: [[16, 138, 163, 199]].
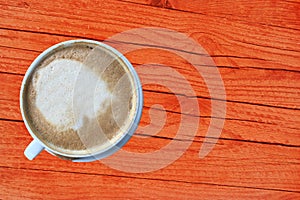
[[18, 1, 30, 8], [149, 0, 174, 9]]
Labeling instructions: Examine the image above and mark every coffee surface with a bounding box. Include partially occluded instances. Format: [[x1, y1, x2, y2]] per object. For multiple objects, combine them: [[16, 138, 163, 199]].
[[23, 43, 137, 156]]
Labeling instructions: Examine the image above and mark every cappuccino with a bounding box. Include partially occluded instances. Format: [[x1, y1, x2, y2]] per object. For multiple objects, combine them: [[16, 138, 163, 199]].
[[22, 42, 138, 156]]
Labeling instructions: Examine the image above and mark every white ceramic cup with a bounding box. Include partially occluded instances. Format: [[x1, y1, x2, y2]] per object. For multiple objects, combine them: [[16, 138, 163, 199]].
[[21, 40, 143, 162]]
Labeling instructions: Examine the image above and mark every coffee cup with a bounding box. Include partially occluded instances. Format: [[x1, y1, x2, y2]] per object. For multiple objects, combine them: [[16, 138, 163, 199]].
[[21, 40, 143, 162]]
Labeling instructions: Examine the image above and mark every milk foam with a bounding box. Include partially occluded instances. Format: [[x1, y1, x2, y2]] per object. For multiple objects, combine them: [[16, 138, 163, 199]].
[[34, 58, 113, 131]]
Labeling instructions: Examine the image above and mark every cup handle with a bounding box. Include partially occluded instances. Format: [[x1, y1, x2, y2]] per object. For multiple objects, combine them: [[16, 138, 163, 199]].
[[24, 140, 44, 160]]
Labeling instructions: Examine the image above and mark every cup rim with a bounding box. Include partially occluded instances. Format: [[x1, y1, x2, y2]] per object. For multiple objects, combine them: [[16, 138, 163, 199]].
[[20, 39, 143, 158]]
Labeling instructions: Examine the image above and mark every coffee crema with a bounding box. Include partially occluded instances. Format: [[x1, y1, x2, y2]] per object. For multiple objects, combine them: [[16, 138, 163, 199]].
[[23, 43, 137, 156]]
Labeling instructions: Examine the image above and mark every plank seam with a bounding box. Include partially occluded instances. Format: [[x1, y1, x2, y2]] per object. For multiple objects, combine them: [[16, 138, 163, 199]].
[[1, 118, 299, 148]]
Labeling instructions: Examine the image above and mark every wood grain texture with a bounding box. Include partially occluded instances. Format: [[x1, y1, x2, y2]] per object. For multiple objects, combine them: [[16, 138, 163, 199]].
[[120, 0, 300, 30], [0, 0, 300, 199], [0, 0, 299, 71], [1, 120, 300, 193], [2, 167, 299, 200]]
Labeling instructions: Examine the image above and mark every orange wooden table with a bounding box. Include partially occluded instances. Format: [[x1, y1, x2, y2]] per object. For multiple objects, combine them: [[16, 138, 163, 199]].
[[1, 0, 300, 199]]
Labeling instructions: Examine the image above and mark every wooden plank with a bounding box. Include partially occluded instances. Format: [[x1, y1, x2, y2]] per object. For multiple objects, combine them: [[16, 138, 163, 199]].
[[1, 29, 300, 109], [0, 120, 299, 192], [1, 167, 298, 200], [120, 0, 300, 30], [0, 99, 22, 120], [0, 0, 299, 73], [1, 72, 300, 145], [0, 46, 38, 75]]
